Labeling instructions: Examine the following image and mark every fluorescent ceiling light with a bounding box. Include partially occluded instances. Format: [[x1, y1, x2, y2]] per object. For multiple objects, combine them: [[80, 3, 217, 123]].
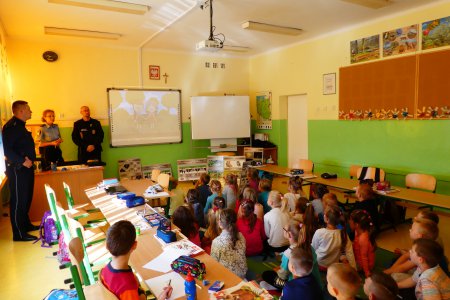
[[48, 0, 150, 15], [45, 27, 122, 39], [242, 21, 302, 36], [340, 0, 391, 9], [222, 45, 250, 53]]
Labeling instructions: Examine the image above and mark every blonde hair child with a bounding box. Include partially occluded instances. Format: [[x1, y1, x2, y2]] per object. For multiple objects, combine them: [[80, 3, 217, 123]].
[[264, 191, 290, 251], [203, 179, 222, 214]]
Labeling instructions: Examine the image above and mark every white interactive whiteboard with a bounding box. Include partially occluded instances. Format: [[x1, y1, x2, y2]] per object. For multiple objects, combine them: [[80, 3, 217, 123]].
[[190, 96, 250, 140], [108, 88, 182, 147]]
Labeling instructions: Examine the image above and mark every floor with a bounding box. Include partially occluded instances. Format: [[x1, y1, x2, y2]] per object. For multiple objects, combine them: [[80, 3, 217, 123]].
[[0, 179, 448, 300]]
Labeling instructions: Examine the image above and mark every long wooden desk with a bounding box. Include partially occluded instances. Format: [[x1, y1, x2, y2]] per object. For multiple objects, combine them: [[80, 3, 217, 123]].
[[254, 164, 450, 211], [30, 166, 104, 221], [85, 180, 242, 299], [306, 176, 450, 210]]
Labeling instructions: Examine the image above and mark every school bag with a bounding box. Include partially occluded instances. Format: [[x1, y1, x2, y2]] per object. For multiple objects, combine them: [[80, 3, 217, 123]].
[[57, 231, 71, 265], [34, 210, 59, 248]]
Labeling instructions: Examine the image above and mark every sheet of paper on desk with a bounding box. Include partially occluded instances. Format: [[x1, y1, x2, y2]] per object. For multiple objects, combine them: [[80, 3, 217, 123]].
[[143, 247, 190, 273], [164, 239, 204, 256], [145, 271, 185, 300]]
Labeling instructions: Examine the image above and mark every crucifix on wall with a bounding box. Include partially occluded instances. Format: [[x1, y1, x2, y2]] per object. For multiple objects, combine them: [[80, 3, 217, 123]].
[[163, 73, 169, 84]]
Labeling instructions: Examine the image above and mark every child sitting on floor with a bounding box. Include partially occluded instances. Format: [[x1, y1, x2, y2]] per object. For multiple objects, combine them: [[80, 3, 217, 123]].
[[237, 200, 266, 256], [202, 197, 225, 254], [284, 176, 307, 213], [280, 247, 322, 300], [172, 205, 201, 247], [326, 263, 361, 300], [100, 220, 172, 300], [185, 189, 205, 228], [168, 177, 185, 217], [312, 205, 356, 270], [222, 174, 238, 210], [349, 209, 376, 277], [397, 238, 450, 299], [264, 190, 290, 253], [290, 197, 308, 222], [195, 173, 212, 208], [363, 272, 399, 300], [211, 209, 247, 278], [237, 187, 264, 219], [247, 168, 260, 193], [204, 180, 222, 214], [258, 178, 272, 213]]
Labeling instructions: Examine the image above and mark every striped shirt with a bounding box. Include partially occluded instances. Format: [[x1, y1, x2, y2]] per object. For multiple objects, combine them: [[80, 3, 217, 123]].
[[413, 265, 450, 300]]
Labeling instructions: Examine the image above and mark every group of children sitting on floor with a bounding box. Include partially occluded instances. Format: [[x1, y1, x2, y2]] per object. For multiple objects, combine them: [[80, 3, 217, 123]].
[[99, 169, 449, 300]]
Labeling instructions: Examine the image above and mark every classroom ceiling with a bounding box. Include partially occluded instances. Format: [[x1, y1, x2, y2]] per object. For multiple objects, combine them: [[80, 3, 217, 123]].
[[0, 0, 443, 56]]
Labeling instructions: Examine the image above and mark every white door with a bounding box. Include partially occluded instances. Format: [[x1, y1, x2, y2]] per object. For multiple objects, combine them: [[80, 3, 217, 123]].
[[288, 94, 308, 168]]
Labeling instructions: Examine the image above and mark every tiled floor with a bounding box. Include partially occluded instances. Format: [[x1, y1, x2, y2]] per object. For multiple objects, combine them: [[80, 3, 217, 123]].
[[0, 179, 448, 299]]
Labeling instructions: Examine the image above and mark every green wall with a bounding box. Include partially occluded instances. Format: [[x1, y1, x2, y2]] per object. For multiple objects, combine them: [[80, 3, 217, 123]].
[[59, 123, 210, 179], [308, 120, 450, 195]]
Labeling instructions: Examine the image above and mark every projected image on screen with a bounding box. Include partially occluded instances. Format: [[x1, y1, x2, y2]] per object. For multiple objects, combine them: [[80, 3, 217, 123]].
[[108, 89, 182, 147]]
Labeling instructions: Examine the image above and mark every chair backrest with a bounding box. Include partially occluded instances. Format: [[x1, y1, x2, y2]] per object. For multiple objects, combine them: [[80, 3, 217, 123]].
[[68, 237, 118, 300], [151, 169, 161, 182], [157, 173, 170, 189], [349, 165, 362, 179], [357, 167, 385, 182], [63, 181, 75, 210], [45, 184, 63, 232], [299, 159, 314, 173], [405, 173, 436, 193]]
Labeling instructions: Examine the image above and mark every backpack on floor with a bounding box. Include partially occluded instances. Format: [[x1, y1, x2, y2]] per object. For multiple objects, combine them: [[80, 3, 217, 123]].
[[34, 210, 59, 248], [43, 288, 78, 300], [57, 231, 71, 265]]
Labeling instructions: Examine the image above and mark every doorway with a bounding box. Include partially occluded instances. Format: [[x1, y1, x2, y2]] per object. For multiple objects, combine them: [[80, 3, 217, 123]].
[[287, 94, 308, 168]]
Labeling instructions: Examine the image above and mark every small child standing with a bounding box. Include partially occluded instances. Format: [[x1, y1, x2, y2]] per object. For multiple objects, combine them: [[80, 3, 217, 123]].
[[312, 205, 356, 269], [211, 209, 247, 278], [264, 191, 290, 252], [397, 238, 450, 299], [284, 176, 307, 212], [195, 173, 212, 208], [280, 248, 322, 300], [363, 272, 399, 300], [168, 178, 185, 217], [349, 209, 376, 277], [204, 180, 222, 214], [222, 174, 238, 210], [258, 178, 272, 213], [100, 220, 172, 300], [326, 263, 361, 300]]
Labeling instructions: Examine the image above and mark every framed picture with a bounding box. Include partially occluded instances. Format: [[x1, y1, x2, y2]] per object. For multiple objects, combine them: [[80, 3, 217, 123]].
[[323, 73, 336, 95], [149, 65, 160, 80]]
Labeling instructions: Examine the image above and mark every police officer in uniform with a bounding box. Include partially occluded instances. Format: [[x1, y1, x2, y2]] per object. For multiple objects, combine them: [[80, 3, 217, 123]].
[[3, 100, 39, 241], [71, 106, 104, 164]]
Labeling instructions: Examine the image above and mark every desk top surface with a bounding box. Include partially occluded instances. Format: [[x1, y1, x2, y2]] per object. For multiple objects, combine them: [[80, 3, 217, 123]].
[[255, 165, 450, 210], [85, 180, 242, 299]]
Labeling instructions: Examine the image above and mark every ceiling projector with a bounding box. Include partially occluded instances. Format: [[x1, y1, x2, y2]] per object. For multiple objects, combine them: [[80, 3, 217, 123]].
[[196, 39, 222, 51]]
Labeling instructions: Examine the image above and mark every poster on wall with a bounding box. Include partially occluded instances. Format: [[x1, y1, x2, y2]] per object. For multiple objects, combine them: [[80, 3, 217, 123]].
[[207, 156, 224, 180], [177, 158, 207, 182], [223, 156, 246, 179], [118, 158, 142, 180], [383, 25, 418, 57], [256, 91, 272, 129], [142, 163, 172, 179], [422, 16, 450, 50], [350, 34, 380, 64]]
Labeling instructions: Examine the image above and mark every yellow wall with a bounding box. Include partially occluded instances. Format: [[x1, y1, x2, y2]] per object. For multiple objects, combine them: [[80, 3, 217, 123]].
[[249, 1, 450, 120]]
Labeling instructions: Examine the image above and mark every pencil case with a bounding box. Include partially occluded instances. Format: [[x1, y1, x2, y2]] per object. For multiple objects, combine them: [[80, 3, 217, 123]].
[[171, 255, 206, 279], [126, 196, 145, 208]]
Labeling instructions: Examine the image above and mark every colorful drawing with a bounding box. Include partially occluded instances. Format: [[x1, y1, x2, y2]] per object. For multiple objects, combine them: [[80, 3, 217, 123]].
[[256, 91, 272, 129], [350, 34, 380, 64], [422, 16, 450, 50], [383, 25, 418, 57]]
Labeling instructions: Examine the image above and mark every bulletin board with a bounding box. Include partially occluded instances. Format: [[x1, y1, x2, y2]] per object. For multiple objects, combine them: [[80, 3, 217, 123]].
[[417, 48, 450, 109], [339, 55, 417, 113]]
